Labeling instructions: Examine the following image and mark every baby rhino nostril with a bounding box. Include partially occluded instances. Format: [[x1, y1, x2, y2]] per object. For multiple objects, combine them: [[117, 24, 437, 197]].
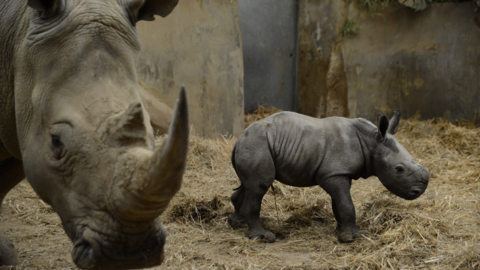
[[407, 188, 423, 199], [421, 167, 430, 180], [420, 177, 429, 185]]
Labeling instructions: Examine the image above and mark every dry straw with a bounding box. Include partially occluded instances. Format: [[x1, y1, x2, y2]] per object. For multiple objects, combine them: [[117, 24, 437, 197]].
[[1, 108, 479, 269]]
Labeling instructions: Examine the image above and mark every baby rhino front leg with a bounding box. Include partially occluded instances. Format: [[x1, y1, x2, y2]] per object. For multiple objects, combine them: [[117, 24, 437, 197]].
[[321, 177, 365, 242]]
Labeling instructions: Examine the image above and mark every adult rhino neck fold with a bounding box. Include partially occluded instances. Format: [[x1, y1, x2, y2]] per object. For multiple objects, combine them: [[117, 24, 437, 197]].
[[108, 87, 189, 224]]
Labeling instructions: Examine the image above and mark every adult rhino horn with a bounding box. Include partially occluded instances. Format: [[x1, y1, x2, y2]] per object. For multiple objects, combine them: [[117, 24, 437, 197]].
[[110, 86, 189, 223]]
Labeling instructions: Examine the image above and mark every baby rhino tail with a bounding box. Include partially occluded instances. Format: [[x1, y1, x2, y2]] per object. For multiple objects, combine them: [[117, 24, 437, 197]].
[[231, 145, 243, 191], [231, 144, 238, 176]]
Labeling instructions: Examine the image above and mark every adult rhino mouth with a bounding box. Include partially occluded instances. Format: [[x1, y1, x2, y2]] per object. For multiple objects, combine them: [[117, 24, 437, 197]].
[[72, 223, 166, 269]]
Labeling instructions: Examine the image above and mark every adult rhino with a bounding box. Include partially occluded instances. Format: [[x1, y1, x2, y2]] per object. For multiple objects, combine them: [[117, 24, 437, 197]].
[[0, 0, 189, 269], [228, 111, 430, 243]]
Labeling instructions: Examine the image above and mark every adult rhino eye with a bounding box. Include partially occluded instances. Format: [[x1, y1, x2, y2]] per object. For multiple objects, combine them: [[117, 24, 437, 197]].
[[51, 135, 65, 160], [51, 135, 63, 148], [395, 166, 404, 173]]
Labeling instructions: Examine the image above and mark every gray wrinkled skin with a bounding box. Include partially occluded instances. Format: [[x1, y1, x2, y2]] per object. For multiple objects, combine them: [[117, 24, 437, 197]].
[[228, 111, 430, 243], [0, 0, 189, 269]]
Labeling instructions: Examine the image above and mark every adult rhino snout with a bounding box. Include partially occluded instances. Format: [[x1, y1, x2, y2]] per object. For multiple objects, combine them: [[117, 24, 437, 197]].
[[405, 166, 430, 200], [72, 241, 94, 269], [69, 87, 188, 269], [72, 225, 166, 269]]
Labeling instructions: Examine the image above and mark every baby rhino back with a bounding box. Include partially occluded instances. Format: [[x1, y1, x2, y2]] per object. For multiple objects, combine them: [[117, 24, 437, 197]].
[[233, 112, 365, 188]]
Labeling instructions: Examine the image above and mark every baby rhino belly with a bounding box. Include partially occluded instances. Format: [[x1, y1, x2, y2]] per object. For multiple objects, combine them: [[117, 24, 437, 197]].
[[274, 156, 320, 187]]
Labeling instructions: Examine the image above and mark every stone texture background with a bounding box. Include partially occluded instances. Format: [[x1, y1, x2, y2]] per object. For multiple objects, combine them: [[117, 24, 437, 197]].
[[136, 0, 244, 137], [239, 0, 299, 112], [297, 1, 480, 123], [296, 0, 344, 118], [135, 0, 479, 137]]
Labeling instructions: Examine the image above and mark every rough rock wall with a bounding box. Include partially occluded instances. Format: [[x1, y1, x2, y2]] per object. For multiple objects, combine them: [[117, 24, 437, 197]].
[[296, 0, 347, 118], [297, 1, 480, 124], [136, 0, 244, 137], [326, 41, 349, 117], [344, 2, 480, 123]]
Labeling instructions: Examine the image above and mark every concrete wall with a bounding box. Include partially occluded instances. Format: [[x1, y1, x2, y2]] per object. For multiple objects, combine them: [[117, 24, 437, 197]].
[[239, 0, 298, 112], [136, 0, 245, 137], [297, 1, 480, 124], [296, 0, 345, 118]]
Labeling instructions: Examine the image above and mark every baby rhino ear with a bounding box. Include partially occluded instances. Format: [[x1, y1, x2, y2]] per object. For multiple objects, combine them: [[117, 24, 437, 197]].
[[134, 0, 179, 21], [387, 110, 401, 135], [377, 113, 389, 141]]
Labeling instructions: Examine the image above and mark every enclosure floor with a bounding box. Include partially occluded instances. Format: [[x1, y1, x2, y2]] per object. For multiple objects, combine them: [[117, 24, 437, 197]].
[[1, 118, 479, 269]]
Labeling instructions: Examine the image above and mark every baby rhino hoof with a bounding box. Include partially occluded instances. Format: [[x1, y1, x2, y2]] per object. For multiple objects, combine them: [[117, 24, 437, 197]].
[[338, 231, 354, 243], [338, 230, 368, 243], [245, 230, 276, 243], [228, 214, 247, 229]]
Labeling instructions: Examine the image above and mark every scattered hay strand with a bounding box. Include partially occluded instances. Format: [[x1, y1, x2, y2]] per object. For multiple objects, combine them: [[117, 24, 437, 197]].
[[244, 105, 282, 128], [1, 108, 478, 269]]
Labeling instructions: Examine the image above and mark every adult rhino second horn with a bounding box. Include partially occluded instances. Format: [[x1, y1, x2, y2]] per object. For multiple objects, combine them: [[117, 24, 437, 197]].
[[110, 86, 189, 223]]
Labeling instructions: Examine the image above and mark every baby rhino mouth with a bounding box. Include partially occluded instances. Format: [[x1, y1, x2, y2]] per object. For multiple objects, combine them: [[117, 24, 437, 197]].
[[72, 224, 166, 269], [400, 166, 430, 200]]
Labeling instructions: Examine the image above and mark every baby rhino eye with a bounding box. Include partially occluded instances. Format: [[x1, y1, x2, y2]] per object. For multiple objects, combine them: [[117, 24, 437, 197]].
[[395, 166, 404, 173]]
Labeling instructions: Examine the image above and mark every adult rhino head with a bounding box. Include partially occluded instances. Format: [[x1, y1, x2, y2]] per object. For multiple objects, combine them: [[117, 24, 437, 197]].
[[372, 111, 430, 200], [5, 0, 188, 268]]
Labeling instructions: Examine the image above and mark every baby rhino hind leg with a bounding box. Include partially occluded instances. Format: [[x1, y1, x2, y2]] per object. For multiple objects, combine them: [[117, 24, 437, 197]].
[[230, 140, 276, 242], [228, 186, 247, 228], [241, 188, 276, 242]]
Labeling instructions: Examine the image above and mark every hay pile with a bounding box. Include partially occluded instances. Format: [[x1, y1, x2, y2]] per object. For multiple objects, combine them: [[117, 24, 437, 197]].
[[159, 112, 479, 269], [244, 105, 282, 128], [0, 110, 478, 269]]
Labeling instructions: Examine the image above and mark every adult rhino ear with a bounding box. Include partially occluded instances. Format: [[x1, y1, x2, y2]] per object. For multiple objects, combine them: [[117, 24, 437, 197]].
[[27, 0, 62, 14], [129, 0, 179, 22], [387, 110, 401, 135], [377, 113, 389, 141]]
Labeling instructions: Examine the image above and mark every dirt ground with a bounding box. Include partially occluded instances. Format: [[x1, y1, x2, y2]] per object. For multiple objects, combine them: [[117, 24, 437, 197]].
[[0, 113, 479, 269]]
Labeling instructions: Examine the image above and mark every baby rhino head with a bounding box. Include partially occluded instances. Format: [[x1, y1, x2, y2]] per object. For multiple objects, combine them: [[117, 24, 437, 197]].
[[372, 111, 430, 200]]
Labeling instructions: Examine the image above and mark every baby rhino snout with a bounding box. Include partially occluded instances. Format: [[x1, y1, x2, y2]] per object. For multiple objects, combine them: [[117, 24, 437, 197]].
[[417, 166, 430, 185], [406, 166, 430, 200], [407, 187, 423, 199]]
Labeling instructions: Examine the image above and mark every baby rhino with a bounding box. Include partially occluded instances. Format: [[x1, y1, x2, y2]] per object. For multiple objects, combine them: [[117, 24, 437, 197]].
[[228, 111, 429, 243]]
